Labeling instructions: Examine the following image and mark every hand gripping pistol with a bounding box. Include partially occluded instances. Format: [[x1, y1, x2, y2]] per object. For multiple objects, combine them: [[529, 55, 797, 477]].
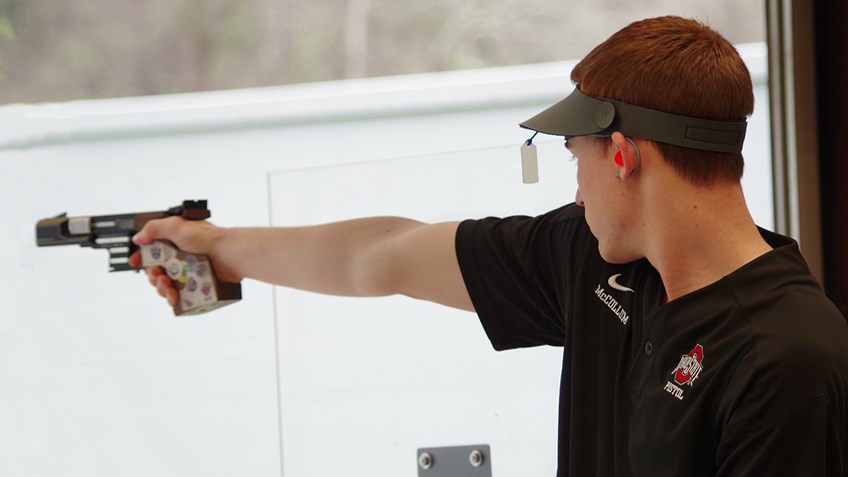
[[35, 200, 242, 316]]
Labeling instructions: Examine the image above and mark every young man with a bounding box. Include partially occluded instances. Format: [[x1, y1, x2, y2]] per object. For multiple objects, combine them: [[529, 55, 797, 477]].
[[132, 16, 848, 476]]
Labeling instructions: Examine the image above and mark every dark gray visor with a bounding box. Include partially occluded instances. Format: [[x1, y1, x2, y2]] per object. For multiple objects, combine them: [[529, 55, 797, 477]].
[[520, 88, 748, 153]]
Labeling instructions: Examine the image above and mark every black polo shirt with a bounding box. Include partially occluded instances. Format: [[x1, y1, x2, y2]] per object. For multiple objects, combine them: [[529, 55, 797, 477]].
[[455, 203, 848, 477]]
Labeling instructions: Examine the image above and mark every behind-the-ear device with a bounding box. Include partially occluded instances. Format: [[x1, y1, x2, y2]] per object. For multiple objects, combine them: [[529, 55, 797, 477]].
[[622, 136, 641, 177]]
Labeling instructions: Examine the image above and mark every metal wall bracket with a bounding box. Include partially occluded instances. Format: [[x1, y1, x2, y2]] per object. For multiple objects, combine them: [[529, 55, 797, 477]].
[[417, 444, 491, 477]]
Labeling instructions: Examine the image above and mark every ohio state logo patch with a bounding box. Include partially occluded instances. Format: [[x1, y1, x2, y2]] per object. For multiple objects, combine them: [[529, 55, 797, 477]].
[[663, 344, 704, 400]]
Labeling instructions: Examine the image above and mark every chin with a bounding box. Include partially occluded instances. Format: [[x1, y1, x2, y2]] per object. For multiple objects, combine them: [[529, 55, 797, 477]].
[[597, 244, 639, 265]]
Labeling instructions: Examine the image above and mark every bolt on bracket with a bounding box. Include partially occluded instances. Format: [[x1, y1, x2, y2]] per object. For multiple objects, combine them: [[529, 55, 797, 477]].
[[416, 444, 491, 477]]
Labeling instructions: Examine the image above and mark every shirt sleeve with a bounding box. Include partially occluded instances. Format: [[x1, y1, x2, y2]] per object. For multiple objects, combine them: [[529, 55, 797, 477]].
[[716, 395, 844, 476], [454, 204, 593, 351]]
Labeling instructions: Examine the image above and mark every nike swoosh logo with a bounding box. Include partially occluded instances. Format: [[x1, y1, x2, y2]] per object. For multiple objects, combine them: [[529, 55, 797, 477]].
[[608, 274, 635, 293]]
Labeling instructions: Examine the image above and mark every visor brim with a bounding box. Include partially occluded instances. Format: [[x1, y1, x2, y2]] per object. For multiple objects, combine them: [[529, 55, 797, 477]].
[[519, 88, 748, 154], [519, 88, 615, 138]]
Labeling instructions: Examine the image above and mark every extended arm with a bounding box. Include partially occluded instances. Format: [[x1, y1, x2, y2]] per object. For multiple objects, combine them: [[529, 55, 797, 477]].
[[131, 216, 474, 312]]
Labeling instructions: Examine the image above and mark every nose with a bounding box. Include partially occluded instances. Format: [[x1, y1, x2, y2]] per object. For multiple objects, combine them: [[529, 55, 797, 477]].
[[575, 189, 585, 207]]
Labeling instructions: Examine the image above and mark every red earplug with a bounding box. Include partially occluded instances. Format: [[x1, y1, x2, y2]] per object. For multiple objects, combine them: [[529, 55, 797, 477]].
[[614, 151, 624, 167]]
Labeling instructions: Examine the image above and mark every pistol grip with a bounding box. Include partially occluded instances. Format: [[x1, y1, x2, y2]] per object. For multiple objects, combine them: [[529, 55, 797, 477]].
[[138, 240, 241, 316]]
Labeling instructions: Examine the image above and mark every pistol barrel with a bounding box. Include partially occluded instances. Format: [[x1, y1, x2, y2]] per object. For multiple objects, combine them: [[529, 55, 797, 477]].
[[36, 214, 93, 247]]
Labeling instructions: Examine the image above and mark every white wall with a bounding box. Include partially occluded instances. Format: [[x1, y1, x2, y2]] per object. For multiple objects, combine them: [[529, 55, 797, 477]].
[[0, 43, 770, 477]]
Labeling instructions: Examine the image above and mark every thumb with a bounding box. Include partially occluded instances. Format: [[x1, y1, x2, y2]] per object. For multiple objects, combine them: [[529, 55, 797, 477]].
[[132, 216, 182, 246], [129, 217, 181, 269]]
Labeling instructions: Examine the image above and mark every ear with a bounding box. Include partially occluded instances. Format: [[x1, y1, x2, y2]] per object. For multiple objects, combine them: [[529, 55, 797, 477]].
[[610, 132, 639, 180]]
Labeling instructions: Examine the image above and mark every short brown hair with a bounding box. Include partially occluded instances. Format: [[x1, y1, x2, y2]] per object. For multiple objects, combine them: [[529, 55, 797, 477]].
[[571, 16, 754, 185]]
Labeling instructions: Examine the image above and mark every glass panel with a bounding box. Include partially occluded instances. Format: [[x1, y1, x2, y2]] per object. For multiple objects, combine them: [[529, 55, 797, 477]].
[[269, 143, 573, 476]]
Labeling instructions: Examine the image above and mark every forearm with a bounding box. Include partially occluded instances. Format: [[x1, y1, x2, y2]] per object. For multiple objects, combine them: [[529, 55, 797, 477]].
[[213, 217, 426, 297]]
